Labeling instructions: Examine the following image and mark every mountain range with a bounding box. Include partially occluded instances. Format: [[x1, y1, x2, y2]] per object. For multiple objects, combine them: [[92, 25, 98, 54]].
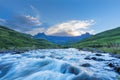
[[34, 33, 91, 44]]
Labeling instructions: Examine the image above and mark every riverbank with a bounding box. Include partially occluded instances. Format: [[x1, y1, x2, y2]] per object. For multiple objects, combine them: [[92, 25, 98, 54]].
[[1, 47, 120, 58], [78, 47, 120, 59], [0, 47, 45, 54]]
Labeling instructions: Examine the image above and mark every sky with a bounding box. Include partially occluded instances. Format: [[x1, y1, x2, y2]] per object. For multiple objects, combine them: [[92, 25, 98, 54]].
[[0, 0, 120, 36]]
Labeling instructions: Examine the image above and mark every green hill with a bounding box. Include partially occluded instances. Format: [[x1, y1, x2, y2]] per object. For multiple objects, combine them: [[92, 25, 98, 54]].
[[0, 25, 58, 50], [74, 27, 120, 54]]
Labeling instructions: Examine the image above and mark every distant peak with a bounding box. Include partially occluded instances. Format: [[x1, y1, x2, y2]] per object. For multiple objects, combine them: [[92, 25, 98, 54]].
[[34, 33, 47, 38], [36, 32, 46, 35]]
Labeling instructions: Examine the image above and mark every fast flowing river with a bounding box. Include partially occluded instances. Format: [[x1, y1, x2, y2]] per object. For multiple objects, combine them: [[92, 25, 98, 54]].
[[0, 48, 120, 80]]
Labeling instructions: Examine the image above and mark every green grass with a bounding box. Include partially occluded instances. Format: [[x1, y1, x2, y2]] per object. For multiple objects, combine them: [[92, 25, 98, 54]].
[[0, 25, 58, 50], [99, 47, 120, 54], [73, 27, 120, 54]]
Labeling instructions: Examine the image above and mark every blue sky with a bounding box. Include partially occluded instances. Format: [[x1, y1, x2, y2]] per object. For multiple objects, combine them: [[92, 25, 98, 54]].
[[0, 0, 120, 36]]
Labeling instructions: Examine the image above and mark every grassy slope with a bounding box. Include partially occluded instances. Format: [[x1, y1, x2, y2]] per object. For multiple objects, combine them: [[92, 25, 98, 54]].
[[74, 27, 120, 54], [0, 25, 58, 50]]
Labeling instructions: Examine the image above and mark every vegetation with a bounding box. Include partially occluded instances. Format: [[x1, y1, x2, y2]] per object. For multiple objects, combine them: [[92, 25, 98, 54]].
[[73, 27, 120, 54], [0, 25, 58, 50]]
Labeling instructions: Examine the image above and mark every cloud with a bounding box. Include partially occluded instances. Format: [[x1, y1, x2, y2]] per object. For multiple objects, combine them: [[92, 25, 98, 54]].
[[45, 20, 94, 36], [12, 5, 41, 31], [30, 5, 40, 18], [26, 28, 45, 36], [0, 5, 42, 32], [0, 18, 6, 23], [26, 20, 95, 36], [1, 15, 41, 32], [13, 15, 41, 27], [0, 5, 95, 36], [0, 16, 94, 36], [0, 18, 6, 25]]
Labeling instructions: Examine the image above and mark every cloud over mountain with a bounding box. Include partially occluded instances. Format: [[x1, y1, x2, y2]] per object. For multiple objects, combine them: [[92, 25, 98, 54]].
[[26, 20, 94, 36], [45, 20, 94, 36]]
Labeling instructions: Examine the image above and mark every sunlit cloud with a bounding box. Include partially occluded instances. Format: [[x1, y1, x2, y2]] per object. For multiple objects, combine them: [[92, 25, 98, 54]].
[[45, 20, 94, 36]]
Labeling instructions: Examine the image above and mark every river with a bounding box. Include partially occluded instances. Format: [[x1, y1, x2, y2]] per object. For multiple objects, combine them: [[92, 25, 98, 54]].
[[0, 48, 120, 80]]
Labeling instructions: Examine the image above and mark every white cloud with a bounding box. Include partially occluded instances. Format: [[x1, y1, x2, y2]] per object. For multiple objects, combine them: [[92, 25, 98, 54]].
[[12, 5, 41, 31], [0, 5, 42, 32], [0, 15, 42, 32], [0, 18, 6, 22], [26, 28, 45, 36], [30, 5, 40, 18], [45, 20, 94, 36], [14, 15, 41, 27], [0, 18, 6, 25]]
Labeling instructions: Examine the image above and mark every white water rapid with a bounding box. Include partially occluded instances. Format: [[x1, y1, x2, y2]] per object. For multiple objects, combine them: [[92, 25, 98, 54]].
[[0, 48, 119, 80]]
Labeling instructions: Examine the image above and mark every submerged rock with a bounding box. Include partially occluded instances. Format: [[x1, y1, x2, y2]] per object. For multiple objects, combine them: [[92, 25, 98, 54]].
[[92, 57, 105, 61], [95, 54, 103, 56], [108, 62, 120, 74], [81, 63, 91, 67], [72, 72, 109, 80], [111, 54, 120, 59], [85, 56, 105, 61], [60, 63, 80, 75], [84, 57, 90, 60]]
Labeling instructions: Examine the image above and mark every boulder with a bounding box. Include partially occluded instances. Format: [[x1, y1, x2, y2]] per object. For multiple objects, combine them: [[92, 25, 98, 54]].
[[81, 63, 91, 67]]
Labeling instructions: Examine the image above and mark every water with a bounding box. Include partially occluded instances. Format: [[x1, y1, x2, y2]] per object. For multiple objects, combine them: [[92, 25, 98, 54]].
[[0, 48, 119, 80]]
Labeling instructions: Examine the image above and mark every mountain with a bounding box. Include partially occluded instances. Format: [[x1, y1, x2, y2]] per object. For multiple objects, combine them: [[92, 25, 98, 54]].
[[0, 25, 58, 50], [34, 33, 91, 44], [74, 27, 120, 54]]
